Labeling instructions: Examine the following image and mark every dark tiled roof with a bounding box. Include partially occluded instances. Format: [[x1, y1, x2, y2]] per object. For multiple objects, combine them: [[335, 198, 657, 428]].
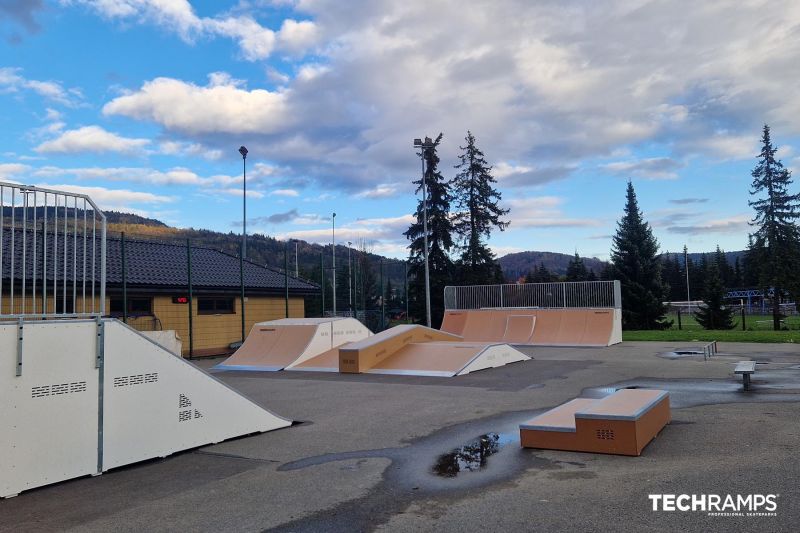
[[0, 228, 318, 294]]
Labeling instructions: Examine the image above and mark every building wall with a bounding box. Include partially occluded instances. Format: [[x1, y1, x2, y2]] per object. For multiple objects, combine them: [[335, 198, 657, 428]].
[[1, 292, 306, 357]]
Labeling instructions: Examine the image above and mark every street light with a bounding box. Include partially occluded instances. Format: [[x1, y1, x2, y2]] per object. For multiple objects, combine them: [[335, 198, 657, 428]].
[[347, 241, 353, 313], [413, 137, 433, 327], [332, 212, 337, 316], [238, 145, 248, 259]]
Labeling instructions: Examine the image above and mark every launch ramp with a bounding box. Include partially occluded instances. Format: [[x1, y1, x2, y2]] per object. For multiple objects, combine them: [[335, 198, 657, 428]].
[[338, 324, 529, 377], [1, 318, 291, 498], [215, 317, 371, 372]]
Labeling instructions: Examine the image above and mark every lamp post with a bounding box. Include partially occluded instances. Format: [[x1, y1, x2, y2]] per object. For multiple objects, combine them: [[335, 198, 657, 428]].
[[238, 145, 248, 259], [684, 246, 691, 313], [413, 137, 433, 327], [347, 241, 353, 313], [295, 240, 299, 277], [332, 212, 337, 316]]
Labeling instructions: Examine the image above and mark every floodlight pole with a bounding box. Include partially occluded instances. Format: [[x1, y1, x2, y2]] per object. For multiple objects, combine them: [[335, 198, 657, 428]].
[[413, 137, 433, 327], [347, 241, 353, 312], [332, 212, 337, 316], [238, 146, 248, 259]]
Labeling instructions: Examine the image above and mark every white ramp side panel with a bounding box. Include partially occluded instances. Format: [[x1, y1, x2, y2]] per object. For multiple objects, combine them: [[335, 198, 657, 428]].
[[457, 344, 530, 375], [102, 321, 291, 471], [1, 321, 100, 498]]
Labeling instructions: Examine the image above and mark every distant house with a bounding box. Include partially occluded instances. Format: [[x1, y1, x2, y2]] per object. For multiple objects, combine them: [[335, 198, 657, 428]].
[[1, 229, 319, 356]]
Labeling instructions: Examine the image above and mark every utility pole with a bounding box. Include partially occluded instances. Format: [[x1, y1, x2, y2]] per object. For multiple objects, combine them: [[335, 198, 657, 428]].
[[684, 245, 691, 313], [347, 241, 353, 313], [284, 240, 289, 318], [413, 137, 433, 327], [332, 212, 337, 316]]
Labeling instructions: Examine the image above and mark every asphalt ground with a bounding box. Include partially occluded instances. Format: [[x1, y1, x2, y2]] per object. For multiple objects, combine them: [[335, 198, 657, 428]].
[[2, 341, 799, 532]]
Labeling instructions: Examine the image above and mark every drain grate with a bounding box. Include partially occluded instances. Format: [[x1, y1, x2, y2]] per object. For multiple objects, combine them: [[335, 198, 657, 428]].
[[596, 429, 615, 440]]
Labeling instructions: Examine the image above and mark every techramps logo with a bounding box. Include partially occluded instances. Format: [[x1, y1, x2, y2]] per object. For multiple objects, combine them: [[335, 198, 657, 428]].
[[649, 494, 779, 517]]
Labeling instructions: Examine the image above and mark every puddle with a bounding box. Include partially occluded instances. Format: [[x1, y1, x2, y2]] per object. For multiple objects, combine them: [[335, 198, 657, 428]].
[[431, 432, 517, 478]]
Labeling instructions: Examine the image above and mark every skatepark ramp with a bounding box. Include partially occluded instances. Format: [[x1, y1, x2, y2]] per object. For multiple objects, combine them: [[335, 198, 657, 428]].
[[442, 281, 622, 346], [337, 325, 530, 377], [1, 318, 291, 498], [519, 389, 670, 456], [214, 317, 371, 372]]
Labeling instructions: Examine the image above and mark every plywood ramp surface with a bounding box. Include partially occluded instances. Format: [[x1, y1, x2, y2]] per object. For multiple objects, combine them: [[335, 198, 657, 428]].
[[338, 325, 462, 373], [215, 318, 371, 372], [519, 389, 670, 456], [286, 346, 342, 372]]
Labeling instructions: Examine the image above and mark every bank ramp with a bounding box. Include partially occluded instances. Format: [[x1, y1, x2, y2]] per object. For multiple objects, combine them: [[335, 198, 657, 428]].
[[337, 325, 530, 377], [214, 317, 371, 372]]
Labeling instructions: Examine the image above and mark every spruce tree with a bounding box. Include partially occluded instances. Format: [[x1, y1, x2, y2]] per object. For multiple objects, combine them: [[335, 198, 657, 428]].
[[566, 252, 589, 281], [405, 134, 455, 328], [451, 131, 509, 284], [610, 181, 671, 329], [748, 124, 800, 329], [694, 253, 735, 330]]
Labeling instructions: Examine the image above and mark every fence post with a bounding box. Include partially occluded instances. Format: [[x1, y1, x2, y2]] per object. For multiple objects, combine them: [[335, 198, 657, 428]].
[[741, 306, 746, 331], [240, 242, 246, 343], [677, 308, 682, 330], [320, 251, 325, 317], [186, 239, 193, 359], [284, 241, 289, 318], [380, 259, 385, 330], [121, 232, 127, 324]]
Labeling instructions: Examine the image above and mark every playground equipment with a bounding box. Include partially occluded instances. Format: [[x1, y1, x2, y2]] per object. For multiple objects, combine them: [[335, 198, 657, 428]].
[[214, 317, 371, 372], [519, 389, 670, 456], [336, 325, 529, 377], [442, 281, 622, 346], [0, 183, 290, 498]]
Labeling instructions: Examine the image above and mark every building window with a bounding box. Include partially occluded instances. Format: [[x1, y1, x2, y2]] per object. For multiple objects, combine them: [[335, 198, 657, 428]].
[[197, 297, 235, 315], [110, 297, 153, 316]]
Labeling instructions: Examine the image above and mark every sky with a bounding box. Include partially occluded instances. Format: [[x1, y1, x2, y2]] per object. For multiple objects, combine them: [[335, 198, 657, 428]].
[[1, 0, 800, 261]]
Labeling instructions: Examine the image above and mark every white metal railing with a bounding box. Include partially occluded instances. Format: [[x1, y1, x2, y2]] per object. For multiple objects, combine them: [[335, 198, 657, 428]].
[[444, 280, 621, 310], [1, 182, 106, 318]]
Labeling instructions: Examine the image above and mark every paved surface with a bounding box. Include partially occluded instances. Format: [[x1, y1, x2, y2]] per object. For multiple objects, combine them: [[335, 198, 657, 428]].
[[2, 341, 799, 532]]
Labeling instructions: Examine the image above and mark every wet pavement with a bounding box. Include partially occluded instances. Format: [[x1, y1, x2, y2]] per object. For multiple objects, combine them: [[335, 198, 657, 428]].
[[2, 340, 799, 532]]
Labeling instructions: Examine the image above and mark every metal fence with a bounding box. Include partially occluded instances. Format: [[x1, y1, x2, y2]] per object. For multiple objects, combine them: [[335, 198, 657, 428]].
[[0, 182, 106, 319], [444, 280, 621, 310]]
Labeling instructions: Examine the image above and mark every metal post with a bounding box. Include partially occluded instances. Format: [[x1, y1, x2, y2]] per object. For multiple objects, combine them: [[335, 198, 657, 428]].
[[741, 306, 746, 331], [677, 308, 682, 330], [347, 241, 352, 312], [320, 251, 325, 316], [404, 260, 409, 323], [380, 259, 385, 331], [421, 144, 432, 327], [684, 247, 691, 313], [121, 232, 127, 324], [332, 212, 337, 316], [239, 146, 248, 259], [187, 239, 193, 359], [295, 241, 299, 278], [240, 241, 246, 342], [284, 240, 289, 318]]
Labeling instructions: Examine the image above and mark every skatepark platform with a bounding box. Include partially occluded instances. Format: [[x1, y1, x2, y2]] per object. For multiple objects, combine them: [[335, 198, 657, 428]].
[[337, 325, 529, 377], [519, 389, 670, 456], [214, 318, 371, 372], [441, 308, 621, 347]]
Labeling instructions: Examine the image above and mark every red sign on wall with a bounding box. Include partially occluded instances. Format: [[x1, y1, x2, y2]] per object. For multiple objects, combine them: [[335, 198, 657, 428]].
[[172, 296, 189, 304]]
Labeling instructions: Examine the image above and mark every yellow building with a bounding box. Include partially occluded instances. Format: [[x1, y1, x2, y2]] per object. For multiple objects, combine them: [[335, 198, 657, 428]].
[[1, 232, 319, 357]]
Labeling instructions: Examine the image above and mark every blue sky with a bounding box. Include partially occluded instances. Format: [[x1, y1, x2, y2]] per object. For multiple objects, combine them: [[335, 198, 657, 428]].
[[1, 1, 799, 260]]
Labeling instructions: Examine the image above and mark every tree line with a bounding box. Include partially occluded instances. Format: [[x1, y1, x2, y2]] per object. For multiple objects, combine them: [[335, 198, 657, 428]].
[[608, 124, 800, 330]]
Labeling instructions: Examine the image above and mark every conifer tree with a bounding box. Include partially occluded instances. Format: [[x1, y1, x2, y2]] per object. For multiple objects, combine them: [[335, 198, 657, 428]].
[[610, 181, 671, 329], [451, 131, 509, 284], [566, 252, 589, 281], [694, 253, 735, 330], [747, 124, 800, 329], [405, 134, 455, 328]]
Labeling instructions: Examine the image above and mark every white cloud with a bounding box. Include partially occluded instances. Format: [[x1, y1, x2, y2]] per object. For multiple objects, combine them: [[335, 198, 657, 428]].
[[35, 126, 151, 154], [600, 157, 683, 180], [158, 140, 222, 160], [36, 183, 173, 208], [505, 196, 600, 228], [0, 163, 31, 179], [355, 184, 398, 199], [65, 1, 318, 59], [103, 74, 290, 135], [278, 213, 414, 248], [0, 67, 82, 106], [271, 188, 299, 197]]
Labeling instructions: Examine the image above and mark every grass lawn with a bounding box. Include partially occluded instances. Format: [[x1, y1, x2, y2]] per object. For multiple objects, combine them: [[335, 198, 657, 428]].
[[624, 312, 800, 343]]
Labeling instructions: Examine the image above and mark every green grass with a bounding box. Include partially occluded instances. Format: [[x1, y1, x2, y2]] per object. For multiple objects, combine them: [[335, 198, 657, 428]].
[[624, 312, 800, 342], [623, 329, 798, 343]]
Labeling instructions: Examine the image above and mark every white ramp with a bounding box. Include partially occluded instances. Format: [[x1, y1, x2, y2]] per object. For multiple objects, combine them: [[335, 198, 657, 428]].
[[1, 318, 291, 498]]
